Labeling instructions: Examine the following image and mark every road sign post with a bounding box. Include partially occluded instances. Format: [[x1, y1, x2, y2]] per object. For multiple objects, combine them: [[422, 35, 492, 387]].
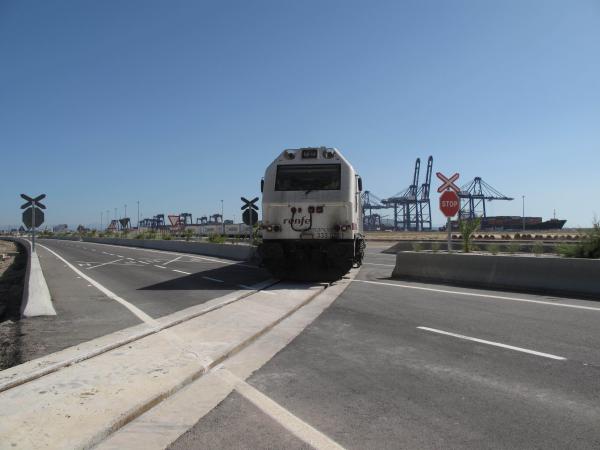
[[436, 174, 460, 253], [20, 194, 46, 252]]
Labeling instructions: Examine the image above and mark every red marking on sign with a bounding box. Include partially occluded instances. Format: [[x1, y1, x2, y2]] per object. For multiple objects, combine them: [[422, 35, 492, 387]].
[[439, 190, 460, 217], [436, 172, 460, 193]]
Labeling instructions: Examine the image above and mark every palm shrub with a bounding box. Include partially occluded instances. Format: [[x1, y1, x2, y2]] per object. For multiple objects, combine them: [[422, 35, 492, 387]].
[[558, 219, 600, 258], [458, 217, 482, 253]]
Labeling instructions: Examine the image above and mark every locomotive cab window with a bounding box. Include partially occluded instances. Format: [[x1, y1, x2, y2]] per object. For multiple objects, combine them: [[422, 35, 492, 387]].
[[275, 164, 341, 191]]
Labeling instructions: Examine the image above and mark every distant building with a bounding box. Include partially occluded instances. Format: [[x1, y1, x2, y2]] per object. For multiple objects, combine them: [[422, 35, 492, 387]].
[[53, 224, 68, 233]]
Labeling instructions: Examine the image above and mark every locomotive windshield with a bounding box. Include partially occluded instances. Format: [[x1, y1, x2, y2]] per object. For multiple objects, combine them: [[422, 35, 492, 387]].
[[275, 164, 341, 191]]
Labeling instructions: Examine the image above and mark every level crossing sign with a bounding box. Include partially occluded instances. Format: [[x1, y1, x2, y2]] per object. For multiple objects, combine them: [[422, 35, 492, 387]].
[[20, 193, 47, 252], [241, 197, 259, 226], [436, 172, 460, 193]]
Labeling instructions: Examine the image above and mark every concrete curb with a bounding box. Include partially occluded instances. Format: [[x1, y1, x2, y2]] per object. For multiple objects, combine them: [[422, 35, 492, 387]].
[[0, 237, 56, 317], [0, 279, 277, 394], [391, 251, 600, 299]]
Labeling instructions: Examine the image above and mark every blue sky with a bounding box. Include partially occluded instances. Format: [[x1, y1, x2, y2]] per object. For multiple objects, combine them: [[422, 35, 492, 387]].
[[1, 0, 599, 229]]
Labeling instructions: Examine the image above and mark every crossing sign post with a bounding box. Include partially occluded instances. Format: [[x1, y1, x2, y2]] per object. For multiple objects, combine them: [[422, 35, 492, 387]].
[[436, 173, 460, 253], [241, 197, 259, 238], [20, 194, 46, 252]]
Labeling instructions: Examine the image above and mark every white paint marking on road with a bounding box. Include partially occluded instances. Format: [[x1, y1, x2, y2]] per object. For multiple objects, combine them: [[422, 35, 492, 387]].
[[238, 284, 274, 294], [86, 258, 124, 270], [417, 326, 567, 360], [102, 252, 109, 255], [138, 261, 149, 264], [202, 276, 224, 283], [154, 265, 167, 269], [163, 255, 183, 266], [172, 269, 191, 275], [353, 279, 600, 312], [216, 368, 346, 450], [127, 257, 135, 261], [35, 243, 157, 325], [116, 255, 124, 258], [363, 262, 395, 267]]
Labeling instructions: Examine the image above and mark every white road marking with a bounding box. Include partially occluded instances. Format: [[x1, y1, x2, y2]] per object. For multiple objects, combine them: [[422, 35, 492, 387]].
[[353, 279, 600, 312], [102, 252, 109, 255], [417, 326, 567, 360], [116, 255, 124, 258], [163, 255, 183, 266], [35, 243, 157, 325], [86, 258, 123, 270], [154, 265, 167, 269], [363, 262, 395, 267], [138, 261, 149, 264], [127, 257, 135, 260], [238, 284, 275, 294], [172, 269, 191, 275], [216, 368, 346, 450], [203, 276, 224, 283]]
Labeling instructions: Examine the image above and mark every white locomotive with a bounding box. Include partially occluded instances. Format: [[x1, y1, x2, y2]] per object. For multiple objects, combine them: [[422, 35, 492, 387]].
[[258, 147, 365, 280]]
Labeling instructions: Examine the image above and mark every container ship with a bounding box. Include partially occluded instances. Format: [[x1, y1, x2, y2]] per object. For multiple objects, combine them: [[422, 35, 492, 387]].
[[445, 216, 567, 231]]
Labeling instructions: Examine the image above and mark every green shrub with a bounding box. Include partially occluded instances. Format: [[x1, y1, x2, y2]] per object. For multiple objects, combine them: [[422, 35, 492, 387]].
[[431, 242, 441, 253], [487, 243, 500, 255], [208, 233, 226, 244], [458, 217, 482, 253], [162, 234, 172, 240], [558, 220, 600, 258], [532, 241, 544, 256], [184, 229, 194, 242], [412, 242, 423, 252], [508, 242, 520, 254]]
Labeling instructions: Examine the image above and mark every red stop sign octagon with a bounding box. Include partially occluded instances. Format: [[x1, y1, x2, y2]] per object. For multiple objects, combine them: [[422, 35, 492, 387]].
[[439, 190, 460, 217]]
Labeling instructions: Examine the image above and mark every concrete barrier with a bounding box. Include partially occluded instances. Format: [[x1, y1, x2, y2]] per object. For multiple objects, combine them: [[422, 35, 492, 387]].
[[0, 237, 56, 317], [44, 237, 257, 261], [391, 252, 600, 299]]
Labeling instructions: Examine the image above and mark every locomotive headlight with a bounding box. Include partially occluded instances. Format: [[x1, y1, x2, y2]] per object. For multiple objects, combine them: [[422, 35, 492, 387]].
[[308, 206, 315, 213], [323, 149, 335, 159], [316, 206, 323, 213], [274, 225, 281, 232], [267, 226, 273, 232], [284, 150, 296, 160], [334, 225, 341, 231], [341, 225, 348, 232]]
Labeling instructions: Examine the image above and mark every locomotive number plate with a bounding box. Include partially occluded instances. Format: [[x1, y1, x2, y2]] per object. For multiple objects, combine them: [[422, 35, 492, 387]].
[[313, 228, 331, 239]]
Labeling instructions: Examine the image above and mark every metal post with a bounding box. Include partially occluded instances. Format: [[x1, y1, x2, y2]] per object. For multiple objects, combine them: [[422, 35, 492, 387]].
[[221, 200, 224, 235], [522, 195, 525, 231], [124, 204, 127, 219], [31, 203, 36, 252], [137, 201, 140, 229], [100, 211, 103, 230], [447, 217, 452, 253]]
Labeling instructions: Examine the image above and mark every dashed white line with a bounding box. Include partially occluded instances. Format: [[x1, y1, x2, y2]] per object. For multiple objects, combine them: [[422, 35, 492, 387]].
[[116, 255, 124, 258], [172, 269, 191, 275], [203, 276, 224, 283], [353, 279, 600, 312], [154, 265, 167, 269], [417, 326, 567, 361]]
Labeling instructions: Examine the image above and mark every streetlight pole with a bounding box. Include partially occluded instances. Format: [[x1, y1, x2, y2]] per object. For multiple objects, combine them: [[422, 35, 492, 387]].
[[100, 211, 103, 230], [522, 195, 525, 231], [137, 201, 140, 229], [221, 200, 224, 235], [124, 204, 127, 219]]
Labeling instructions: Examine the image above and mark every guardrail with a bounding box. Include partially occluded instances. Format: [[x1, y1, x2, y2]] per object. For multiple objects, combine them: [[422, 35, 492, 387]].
[[0, 237, 56, 317], [391, 252, 600, 299]]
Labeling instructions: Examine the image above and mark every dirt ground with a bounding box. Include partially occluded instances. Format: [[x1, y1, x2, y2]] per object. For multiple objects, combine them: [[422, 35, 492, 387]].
[[0, 240, 26, 370]]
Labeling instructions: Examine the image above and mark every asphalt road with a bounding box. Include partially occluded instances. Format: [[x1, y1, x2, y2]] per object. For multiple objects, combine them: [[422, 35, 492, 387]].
[[9, 238, 270, 364], [173, 245, 600, 449]]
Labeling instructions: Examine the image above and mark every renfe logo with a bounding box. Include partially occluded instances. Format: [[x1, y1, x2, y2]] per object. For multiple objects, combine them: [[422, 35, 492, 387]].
[[283, 217, 312, 226]]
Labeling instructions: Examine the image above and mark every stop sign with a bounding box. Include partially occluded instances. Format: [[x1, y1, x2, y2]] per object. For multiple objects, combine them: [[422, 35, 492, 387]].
[[439, 190, 460, 217]]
